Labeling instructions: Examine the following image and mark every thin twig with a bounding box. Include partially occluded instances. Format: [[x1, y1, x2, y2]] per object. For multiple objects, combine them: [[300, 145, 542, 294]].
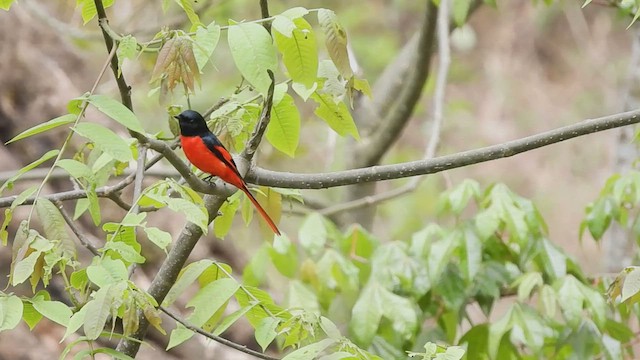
[[54, 200, 100, 256], [259, 0, 271, 33], [131, 144, 147, 213], [241, 70, 276, 164], [160, 307, 279, 360]]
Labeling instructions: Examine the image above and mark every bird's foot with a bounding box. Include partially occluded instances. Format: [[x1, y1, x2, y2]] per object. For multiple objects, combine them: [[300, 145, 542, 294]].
[[202, 175, 217, 183]]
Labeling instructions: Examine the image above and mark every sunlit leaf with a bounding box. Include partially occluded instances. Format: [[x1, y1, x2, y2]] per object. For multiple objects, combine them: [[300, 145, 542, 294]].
[[228, 22, 278, 94], [266, 93, 300, 157]]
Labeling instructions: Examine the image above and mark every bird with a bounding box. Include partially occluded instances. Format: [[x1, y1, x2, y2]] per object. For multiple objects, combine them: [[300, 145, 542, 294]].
[[175, 109, 281, 235]]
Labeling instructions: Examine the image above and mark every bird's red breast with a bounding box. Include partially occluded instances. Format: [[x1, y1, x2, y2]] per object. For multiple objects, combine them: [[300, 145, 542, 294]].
[[180, 135, 243, 190]]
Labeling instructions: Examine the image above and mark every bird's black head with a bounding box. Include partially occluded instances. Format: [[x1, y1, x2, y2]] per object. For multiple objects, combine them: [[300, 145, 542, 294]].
[[175, 110, 209, 136]]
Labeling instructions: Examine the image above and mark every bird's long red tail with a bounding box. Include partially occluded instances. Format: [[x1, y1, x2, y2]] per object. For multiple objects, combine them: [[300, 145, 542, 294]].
[[239, 185, 280, 235]]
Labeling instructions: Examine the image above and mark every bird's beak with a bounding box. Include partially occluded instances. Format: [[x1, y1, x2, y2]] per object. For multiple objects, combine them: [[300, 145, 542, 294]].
[[173, 115, 180, 120]]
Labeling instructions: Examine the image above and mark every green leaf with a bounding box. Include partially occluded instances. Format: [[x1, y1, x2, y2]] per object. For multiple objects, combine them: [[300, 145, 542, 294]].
[[31, 296, 72, 327], [87, 95, 144, 133], [282, 338, 336, 360], [0, 294, 23, 331], [73, 122, 133, 162], [311, 92, 359, 140], [255, 316, 280, 351], [78, 0, 97, 24], [35, 198, 76, 258], [12, 251, 41, 286], [214, 192, 240, 238], [266, 93, 301, 157], [103, 241, 146, 264], [83, 286, 116, 340], [57, 159, 94, 181], [166, 198, 209, 234], [228, 22, 278, 94], [22, 301, 43, 330], [298, 212, 326, 256], [86, 186, 102, 225], [86, 258, 128, 288], [213, 305, 255, 336], [350, 283, 383, 346], [453, 0, 472, 26], [317, 9, 352, 79], [6, 114, 75, 144], [143, 227, 172, 250], [186, 278, 239, 326], [0, 0, 15, 10], [0, 150, 59, 194], [287, 280, 320, 314], [116, 35, 138, 76], [269, 234, 298, 278], [274, 18, 318, 88], [621, 266, 640, 303], [167, 323, 194, 350], [163, 260, 214, 307], [193, 22, 221, 71], [62, 305, 88, 341], [514, 272, 543, 301], [177, 0, 201, 27]]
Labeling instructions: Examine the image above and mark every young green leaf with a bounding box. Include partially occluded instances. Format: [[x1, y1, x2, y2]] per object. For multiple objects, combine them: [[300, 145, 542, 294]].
[[213, 305, 255, 336], [83, 285, 116, 340], [228, 22, 278, 94], [56, 159, 94, 182], [86, 258, 128, 288], [193, 22, 221, 71], [36, 198, 76, 258], [177, 0, 201, 28], [186, 278, 239, 326], [255, 317, 280, 351], [116, 35, 138, 77], [12, 252, 41, 286], [143, 227, 172, 250], [0, 0, 15, 10], [274, 18, 318, 88], [73, 122, 133, 162], [87, 94, 144, 133], [214, 192, 241, 238], [453, 0, 472, 26], [31, 296, 72, 327], [311, 92, 359, 140], [298, 212, 326, 256], [0, 150, 59, 194], [350, 283, 384, 346], [167, 323, 195, 350], [0, 294, 23, 331], [266, 93, 300, 157], [281, 338, 336, 360], [163, 260, 214, 307], [6, 114, 75, 144]]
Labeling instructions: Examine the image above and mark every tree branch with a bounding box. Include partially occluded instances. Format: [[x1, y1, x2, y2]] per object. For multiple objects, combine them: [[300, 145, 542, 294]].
[[241, 70, 276, 163], [160, 306, 279, 360], [247, 109, 640, 189]]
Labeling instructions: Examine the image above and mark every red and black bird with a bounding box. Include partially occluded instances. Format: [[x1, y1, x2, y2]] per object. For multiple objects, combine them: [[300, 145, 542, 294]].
[[176, 110, 281, 235]]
